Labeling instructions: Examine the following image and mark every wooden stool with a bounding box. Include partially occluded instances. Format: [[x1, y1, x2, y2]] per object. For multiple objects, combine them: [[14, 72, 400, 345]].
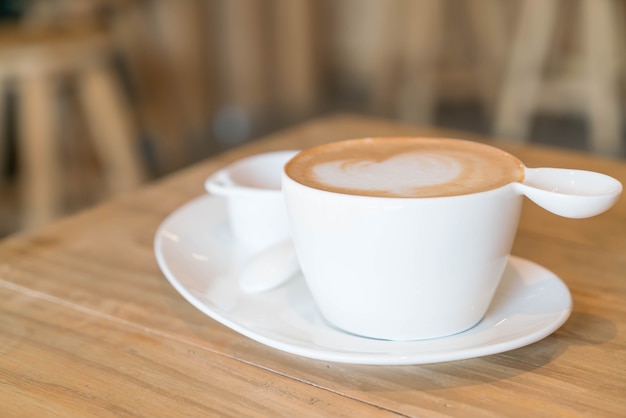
[[0, 23, 146, 228], [494, 0, 624, 156], [369, 0, 508, 125], [214, 0, 320, 135]]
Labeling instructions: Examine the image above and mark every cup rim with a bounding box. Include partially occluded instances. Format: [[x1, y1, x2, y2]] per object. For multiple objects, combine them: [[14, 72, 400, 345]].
[[205, 150, 299, 197], [282, 170, 520, 202], [283, 137, 524, 200]]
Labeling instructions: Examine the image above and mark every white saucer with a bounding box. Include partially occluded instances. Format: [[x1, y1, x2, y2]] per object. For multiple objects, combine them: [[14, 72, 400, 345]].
[[154, 196, 572, 365]]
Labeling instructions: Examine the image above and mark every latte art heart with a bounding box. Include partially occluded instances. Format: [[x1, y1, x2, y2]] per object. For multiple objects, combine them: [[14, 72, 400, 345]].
[[285, 138, 525, 198], [313, 152, 461, 196]]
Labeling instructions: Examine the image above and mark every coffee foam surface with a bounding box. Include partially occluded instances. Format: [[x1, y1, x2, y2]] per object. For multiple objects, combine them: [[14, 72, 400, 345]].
[[286, 138, 525, 198]]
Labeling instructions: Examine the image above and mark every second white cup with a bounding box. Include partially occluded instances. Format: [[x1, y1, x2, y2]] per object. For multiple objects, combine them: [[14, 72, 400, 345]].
[[205, 150, 298, 249]]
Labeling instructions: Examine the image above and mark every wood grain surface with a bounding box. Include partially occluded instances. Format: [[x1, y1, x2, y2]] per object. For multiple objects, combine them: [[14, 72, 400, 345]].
[[0, 114, 624, 417]]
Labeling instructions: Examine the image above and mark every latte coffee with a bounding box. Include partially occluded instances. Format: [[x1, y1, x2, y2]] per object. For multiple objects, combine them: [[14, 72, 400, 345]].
[[283, 136, 619, 340], [285, 137, 525, 198]]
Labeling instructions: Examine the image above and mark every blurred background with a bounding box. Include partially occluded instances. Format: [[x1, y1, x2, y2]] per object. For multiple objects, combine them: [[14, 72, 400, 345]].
[[1, 0, 625, 237]]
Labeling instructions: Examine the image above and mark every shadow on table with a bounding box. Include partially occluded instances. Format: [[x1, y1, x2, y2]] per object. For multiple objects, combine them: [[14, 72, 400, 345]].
[[313, 311, 617, 393]]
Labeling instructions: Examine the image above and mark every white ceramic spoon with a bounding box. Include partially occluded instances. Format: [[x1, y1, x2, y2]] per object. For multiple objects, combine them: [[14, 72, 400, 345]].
[[517, 167, 622, 218], [238, 240, 299, 293], [239, 167, 621, 294]]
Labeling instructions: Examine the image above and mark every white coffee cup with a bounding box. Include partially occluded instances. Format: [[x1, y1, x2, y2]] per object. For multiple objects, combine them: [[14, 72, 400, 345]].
[[205, 150, 299, 249], [282, 137, 621, 341]]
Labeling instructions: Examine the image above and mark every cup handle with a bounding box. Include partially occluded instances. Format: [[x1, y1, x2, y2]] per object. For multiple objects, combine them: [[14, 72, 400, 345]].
[[515, 167, 622, 218], [205, 170, 232, 196]]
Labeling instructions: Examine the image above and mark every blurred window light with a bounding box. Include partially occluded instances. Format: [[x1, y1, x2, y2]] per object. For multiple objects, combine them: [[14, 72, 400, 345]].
[[212, 105, 252, 147]]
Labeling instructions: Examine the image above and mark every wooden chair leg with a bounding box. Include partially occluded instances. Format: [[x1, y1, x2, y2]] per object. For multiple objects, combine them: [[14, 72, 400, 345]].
[[367, 0, 404, 116], [0, 76, 7, 187], [465, 0, 508, 115], [396, 0, 445, 124], [152, 0, 215, 159], [493, 0, 559, 142], [19, 73, 63, 228], [77, 64, 146, 195], [581, 0, 624, 156], [218, 0, 271, 116], [272, 0, 318, 122], [111, 0, 189, 174]]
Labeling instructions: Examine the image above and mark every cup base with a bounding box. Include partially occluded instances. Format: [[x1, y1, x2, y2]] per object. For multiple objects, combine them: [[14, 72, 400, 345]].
[[319, 313, 484, 342]]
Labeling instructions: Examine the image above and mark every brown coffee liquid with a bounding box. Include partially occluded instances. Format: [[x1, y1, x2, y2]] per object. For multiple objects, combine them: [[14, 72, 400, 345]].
[[285, 137, 525, 198]]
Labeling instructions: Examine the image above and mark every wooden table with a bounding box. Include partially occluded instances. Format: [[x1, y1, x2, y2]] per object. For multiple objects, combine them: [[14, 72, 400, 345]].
[[1, 115, 624, 416]]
